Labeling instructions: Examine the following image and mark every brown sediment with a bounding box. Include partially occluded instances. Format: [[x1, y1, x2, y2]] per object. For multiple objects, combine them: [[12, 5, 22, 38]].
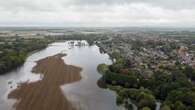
[[8, 53, 82, 110]]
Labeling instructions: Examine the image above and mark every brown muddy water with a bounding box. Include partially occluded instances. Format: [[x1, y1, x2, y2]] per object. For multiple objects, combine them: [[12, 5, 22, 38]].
[[0, 40, 124, 110]]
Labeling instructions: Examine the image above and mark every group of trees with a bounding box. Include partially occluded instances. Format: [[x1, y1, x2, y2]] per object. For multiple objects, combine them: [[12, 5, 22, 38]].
[[0, 38, 51, 74], [97, 51, 195, 110], [0, 50, 26, 74], [108, 86, 156, 110]]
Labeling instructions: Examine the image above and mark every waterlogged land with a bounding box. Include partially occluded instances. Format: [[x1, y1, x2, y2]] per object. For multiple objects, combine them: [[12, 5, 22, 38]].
[[0, 40, 121, 110], [2, 29, 195, 110], [8, 53, 82, 110]]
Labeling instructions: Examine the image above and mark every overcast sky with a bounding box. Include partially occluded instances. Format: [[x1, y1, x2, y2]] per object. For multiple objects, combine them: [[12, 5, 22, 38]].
[[0, 0, 195, 27]]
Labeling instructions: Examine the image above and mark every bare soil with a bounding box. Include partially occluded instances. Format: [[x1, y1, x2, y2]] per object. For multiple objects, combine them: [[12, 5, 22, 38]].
[[8, 53, 82, 110]]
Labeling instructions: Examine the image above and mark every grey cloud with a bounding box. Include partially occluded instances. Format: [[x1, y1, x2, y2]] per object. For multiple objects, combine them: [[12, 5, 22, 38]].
[[0, 0, 61, 12], [0, 0, 195, 27], [0, 0, 194, 13], [72, 0, 195, 10]]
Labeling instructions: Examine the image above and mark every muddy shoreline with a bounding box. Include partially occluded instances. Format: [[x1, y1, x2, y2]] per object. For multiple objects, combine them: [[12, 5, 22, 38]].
[[8, 53, 82, 110]]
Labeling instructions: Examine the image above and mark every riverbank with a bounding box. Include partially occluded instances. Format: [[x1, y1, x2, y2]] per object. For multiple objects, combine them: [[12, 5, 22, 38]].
[[8, 53, 82, 110], [0, 38, 52, 75]]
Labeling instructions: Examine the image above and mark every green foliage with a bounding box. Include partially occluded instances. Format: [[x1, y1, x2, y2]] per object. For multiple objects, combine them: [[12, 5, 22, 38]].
[[137, 92, 156, 109], [97, 63, 109, 74], [0, 38, 51, 74], [116, 95, 124, 105], [174, 101, 186, 110], [111, 52, 122, 60], [141, 107, 151, 110], [125, 103, 133, 110], [160, 105, 171, 110], [108, 86, 156, 110], [103, 71, 138, 88], [166, 89, 195, 108], [184, 65, 195, 80], [109, 63, 123, 73], [99, 58, 195, 110]]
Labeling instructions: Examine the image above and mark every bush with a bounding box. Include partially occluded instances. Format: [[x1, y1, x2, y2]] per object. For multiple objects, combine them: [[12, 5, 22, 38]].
[[97, 63, 109, 74], [137, 92, 156, 110], [141, 107, 151, 110], [160, 105, 171, 110], [116, 95, 124, 105], [103, 72, 138, 88]]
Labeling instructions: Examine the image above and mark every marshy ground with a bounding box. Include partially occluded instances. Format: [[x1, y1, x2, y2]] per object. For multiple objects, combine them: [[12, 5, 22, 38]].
[[8, 53, 82, 110]]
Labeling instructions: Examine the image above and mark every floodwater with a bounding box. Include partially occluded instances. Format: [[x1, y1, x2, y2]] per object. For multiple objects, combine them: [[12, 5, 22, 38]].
[[0, 40, 124, 110]]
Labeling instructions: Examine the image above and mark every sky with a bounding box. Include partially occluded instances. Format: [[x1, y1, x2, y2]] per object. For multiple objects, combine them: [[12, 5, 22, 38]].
[[0, 0, 195, 27]]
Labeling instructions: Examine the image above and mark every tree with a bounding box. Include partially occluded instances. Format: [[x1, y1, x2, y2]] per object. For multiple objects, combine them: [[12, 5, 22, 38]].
[[141, 107, 151, 110], [160, 105, 171, 110], [116, 95, 124, 105], [137, 92, 156, 110], [174, 101, 185, 110], [97, 64, 109, 74]]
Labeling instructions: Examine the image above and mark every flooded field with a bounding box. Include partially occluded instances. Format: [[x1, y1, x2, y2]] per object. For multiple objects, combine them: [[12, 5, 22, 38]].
[[0, 41, 123, 110]]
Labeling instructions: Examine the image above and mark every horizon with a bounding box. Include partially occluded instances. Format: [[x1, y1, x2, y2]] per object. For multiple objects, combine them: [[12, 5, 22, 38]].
[[1, 26, 195, 32]]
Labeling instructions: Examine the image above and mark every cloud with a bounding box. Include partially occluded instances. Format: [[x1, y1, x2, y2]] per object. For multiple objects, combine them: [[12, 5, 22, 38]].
[[0, 0, 195, 27], [72, 0, 195, 10]]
